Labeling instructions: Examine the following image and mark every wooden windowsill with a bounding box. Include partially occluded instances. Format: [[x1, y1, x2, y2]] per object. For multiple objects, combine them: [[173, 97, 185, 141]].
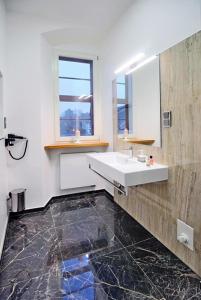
[[121, 138, 155, 145], [44, 141, 109, 150]]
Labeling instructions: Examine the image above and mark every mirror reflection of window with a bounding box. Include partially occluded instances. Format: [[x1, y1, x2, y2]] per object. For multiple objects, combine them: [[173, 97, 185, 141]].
[[116, 75, 133, 134], [114, 56, 161, 147], [132, 57, 161, 147]]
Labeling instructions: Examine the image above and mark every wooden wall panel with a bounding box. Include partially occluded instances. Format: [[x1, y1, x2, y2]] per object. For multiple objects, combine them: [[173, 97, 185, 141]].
[[113, 31, 201, 276]]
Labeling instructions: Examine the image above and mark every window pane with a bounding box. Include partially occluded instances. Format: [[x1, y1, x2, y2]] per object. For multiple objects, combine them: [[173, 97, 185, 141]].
[[118, 104, 127, 133], [60, 119, 93, 136], [117, 83, 125, 99], [60, 119, 76, 136], [60, 102, 91, 120], [116, 74, 125, 84], [59, 78, 90, 96], [118, 119, 126, 133], [59, 60, 90, 79], [60, 102, 93, 136], [118, 104, 126, 119]]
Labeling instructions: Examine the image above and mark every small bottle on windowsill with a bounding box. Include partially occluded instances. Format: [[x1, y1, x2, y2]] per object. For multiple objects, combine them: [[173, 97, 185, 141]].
[[74, 129, 80, 143], [123, 128, 129, 140]]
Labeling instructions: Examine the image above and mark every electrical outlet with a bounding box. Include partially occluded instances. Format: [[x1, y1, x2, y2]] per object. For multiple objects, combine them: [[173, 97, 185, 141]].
[[162, 111, 172, 128], [177, 219, 194, 251]]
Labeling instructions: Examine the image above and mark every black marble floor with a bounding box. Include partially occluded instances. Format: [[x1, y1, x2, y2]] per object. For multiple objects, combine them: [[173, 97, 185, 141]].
[[0, 191, 201, 300]]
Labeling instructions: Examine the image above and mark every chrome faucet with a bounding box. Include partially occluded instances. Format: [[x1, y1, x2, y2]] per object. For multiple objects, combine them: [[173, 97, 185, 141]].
[[128, 146, 134, 158]]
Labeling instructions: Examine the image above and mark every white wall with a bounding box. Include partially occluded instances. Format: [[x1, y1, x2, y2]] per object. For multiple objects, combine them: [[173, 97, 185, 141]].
[[6, 12, 105, 209], [6, 13, 50, 209], [0, 0, 8, 256], [100, 0, 201, 146]]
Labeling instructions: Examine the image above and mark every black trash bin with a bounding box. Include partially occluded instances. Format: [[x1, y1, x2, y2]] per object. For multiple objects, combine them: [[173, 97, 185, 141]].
[[9, 189, 26, 212]]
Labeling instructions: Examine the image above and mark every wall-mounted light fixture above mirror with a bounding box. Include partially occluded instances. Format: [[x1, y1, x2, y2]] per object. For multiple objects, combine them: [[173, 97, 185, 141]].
[[126, 55, 158, 75], [114, 52, 145, 75], [113, 55, 161, 147]]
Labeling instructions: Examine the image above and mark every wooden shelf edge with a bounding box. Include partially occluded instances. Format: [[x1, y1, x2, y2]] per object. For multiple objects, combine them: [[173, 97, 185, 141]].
[[127, 139, 155, 145], [44, 141, 109, 150], [121, 139, 155, 145]]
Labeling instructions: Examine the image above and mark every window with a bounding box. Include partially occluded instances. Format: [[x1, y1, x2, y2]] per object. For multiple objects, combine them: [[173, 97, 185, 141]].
[[58, 56, 94, 137], [116, 75, 129, 134]]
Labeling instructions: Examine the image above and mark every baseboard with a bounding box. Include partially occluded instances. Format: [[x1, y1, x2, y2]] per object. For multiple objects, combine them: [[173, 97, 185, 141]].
[[10, 189, 113, 216]]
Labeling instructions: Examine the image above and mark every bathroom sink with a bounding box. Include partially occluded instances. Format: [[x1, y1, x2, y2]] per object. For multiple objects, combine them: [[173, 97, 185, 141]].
[[93, 152, 135, 165], [87, 152, 168, 187]]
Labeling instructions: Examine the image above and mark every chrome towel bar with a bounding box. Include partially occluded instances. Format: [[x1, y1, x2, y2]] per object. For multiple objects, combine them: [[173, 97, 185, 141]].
[[89, 164, 126, 196]]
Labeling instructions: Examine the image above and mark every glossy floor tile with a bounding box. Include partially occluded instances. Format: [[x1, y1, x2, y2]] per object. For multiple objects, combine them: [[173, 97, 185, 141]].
[[51, 195, 98, 227], [0, 191, 201, 299], [62, 249, 162, 300], [127, 238, 201, 300]]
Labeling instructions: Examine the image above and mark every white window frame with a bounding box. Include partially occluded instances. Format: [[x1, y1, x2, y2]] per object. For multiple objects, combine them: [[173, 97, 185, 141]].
[[53, 49, 100, 142]]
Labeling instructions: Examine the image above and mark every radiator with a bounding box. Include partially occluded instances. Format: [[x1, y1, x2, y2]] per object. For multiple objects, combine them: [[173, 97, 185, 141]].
[[60, 153, 96, 190]]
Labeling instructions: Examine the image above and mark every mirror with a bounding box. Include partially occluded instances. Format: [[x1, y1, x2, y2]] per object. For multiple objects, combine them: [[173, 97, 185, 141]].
[[0, 72, 4, 138], [114, 56, 161, 147]]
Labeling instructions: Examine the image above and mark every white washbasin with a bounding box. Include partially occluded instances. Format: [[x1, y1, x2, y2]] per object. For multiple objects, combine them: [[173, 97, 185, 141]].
[[94, 152, 136, 166], [87, 152, 168, 187]]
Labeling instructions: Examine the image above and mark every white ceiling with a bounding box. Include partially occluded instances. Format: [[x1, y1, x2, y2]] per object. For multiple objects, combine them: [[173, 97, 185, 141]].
[[5, 0, 134, 45]]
